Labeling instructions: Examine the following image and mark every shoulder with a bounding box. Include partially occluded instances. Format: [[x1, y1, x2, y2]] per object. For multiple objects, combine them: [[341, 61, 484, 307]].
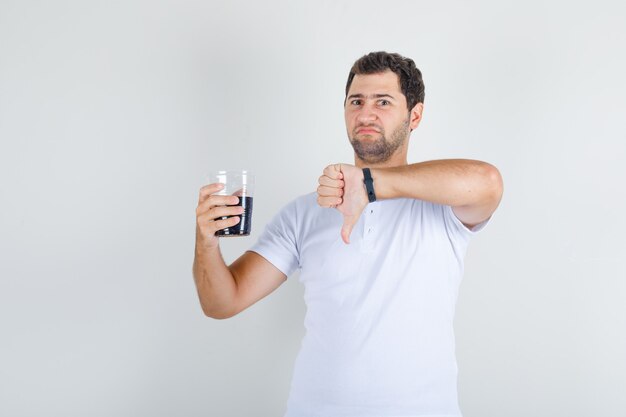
[[417, 199, 488, 237], [268, 192, 322, 228], [277, 191, 318, 216], [273, 192, 343, 239], [293, 191, 318, 208]]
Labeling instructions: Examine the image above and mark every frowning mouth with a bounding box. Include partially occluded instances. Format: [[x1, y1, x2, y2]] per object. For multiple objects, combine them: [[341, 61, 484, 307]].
[[356, 127, 381, 134]]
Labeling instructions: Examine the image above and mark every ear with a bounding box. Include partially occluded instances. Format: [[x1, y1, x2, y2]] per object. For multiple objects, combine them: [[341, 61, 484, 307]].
[[409, 102, 424, 130]]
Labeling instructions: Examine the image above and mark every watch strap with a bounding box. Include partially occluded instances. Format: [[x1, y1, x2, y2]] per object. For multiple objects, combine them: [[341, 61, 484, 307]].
[[362, 168, 376, 203]]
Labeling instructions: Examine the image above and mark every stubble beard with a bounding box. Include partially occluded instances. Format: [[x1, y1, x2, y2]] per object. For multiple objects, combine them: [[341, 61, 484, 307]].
[[349, 117, 411, 164]]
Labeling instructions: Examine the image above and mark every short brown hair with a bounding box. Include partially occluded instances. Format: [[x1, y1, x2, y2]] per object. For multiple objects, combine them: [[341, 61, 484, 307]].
[[345, 51, 425, 110]]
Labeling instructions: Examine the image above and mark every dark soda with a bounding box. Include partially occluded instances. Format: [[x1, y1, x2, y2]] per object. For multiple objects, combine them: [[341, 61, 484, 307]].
[[216, 196, 253, 237]]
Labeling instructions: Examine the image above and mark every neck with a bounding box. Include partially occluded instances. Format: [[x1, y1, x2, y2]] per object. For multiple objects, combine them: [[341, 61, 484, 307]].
[[354, 152, 408, 169]]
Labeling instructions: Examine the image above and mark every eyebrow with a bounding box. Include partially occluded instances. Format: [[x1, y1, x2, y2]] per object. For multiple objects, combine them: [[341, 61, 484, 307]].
[[347, 93, 396, 101]]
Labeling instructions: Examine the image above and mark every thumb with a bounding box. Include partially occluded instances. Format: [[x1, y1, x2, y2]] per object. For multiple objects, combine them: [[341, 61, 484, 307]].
[[340, 215, 358, 244]]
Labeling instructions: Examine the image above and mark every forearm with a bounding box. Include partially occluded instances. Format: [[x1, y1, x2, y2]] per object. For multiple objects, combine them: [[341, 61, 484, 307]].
[[371, 159, 502, 207], [192, 232, 238, 319]]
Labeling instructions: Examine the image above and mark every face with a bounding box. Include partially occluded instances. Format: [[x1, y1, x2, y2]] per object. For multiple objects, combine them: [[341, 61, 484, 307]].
[[344, 70, 422, 165]]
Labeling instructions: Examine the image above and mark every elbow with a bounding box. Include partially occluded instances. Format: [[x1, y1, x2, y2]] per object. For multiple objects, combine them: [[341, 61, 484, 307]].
[[206, 312, 236, 320], [200, 303, 239, 320], [480, 162, 504, 204]]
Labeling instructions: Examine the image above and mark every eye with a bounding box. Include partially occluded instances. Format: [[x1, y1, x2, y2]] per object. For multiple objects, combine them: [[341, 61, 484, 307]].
[[350, 99, 362, 106], [378, 99, 390, 106]]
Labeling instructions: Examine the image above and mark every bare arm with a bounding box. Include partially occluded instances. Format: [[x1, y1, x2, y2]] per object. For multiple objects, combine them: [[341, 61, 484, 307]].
[[317, 159, 503, 243], [371, 159, 503, 228], [193, 184, 286, 319]]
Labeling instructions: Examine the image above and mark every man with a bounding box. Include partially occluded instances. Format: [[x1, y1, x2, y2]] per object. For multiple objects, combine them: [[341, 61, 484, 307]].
[[193, 51, 503, 416]]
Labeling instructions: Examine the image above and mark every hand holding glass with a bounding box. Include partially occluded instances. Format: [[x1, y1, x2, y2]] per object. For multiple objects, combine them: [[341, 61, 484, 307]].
[[209, 170, 254, 237]]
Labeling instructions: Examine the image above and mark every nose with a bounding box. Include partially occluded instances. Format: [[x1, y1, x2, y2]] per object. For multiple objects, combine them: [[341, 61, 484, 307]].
[[356, 103, 378, 124]]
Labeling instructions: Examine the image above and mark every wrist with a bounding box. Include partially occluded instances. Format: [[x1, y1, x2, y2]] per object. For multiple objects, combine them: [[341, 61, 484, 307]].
[[196, 225, 219, 251], [362, 168, 377, 203]]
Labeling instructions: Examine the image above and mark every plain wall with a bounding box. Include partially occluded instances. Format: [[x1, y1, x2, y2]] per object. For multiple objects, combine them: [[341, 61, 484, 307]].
[[1, 1, 625, 416]]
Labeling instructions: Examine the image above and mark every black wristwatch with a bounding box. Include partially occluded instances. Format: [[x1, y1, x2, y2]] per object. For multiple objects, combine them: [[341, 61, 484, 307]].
[[362, 168, 377, 203]]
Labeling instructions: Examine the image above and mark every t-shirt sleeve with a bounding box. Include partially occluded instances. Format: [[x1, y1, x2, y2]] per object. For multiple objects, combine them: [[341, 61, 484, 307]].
[[248, 201, 300, 278], [443, 204, 490, 242]]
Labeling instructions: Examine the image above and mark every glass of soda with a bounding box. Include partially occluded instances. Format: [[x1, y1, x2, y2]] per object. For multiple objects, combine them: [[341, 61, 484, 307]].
[[210, 170, 254, 237]]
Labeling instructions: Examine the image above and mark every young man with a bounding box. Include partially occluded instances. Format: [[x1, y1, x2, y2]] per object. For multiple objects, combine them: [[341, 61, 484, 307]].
[[194, 51, 503, 416]]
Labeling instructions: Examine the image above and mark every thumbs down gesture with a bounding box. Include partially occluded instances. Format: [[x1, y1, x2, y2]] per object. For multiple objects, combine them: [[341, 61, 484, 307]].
[[317, 163, 369, 244]]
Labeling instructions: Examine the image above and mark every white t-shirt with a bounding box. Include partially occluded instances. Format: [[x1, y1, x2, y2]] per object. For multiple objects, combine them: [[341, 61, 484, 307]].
[[250, 192, 486, 417]]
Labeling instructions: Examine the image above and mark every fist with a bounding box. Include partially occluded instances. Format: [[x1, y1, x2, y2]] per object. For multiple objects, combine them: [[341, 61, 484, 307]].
[[317, 164, 368, 244]]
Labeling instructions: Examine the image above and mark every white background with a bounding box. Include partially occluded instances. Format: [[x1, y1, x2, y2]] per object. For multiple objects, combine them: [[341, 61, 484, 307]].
[[1, 1, 625, 416]]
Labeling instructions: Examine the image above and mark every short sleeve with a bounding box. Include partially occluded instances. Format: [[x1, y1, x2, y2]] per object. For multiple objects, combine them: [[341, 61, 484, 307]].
[[248, 201, 300, 278], [443, 205, 490, 241]]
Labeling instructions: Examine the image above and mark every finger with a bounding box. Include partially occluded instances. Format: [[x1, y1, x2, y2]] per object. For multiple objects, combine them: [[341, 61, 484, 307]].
[[317, 185, 343, 197], [317, 195, 342, 208], [196, 212, 241, 237], [323, 164, 344, 180], [199, 183, 225, 203], [232, 187, 246, 197], [318, 175, 344, 188], [197, 200, 244, 219], [197, 194, 241, 214], [212, 204, 246, 219], [212, 215, 241, 233], [341, 217, 357, 244], [198, 208, 242, 228]]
